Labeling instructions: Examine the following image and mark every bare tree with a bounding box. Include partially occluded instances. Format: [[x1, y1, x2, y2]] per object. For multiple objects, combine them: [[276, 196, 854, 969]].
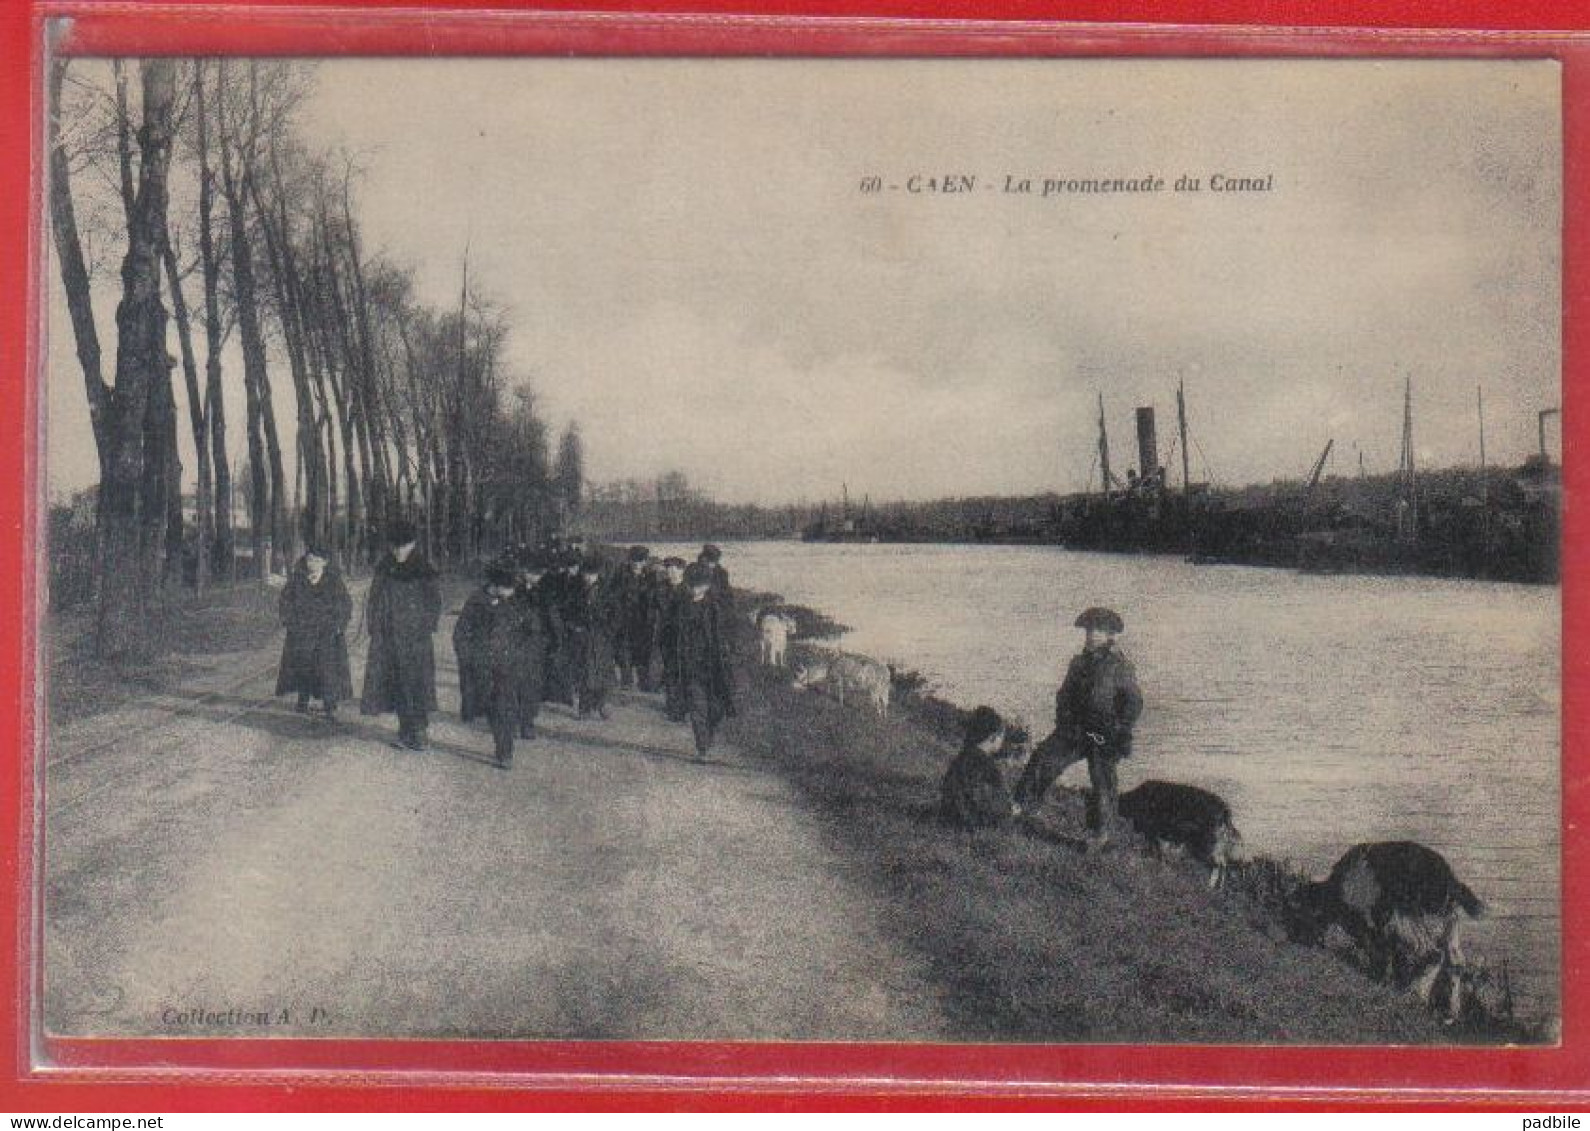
[[94, 59, 179, 656], [191, 59, 232, 578], [52, 55, 577, 644], [215, 58, 290, 576], [47, 58, 111, 480], [555, 423, 585, 526], [160, 231, 206, 589]]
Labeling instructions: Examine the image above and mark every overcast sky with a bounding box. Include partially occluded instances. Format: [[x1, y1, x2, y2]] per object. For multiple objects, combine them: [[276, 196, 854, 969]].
[[47, 57, 1561, 504]]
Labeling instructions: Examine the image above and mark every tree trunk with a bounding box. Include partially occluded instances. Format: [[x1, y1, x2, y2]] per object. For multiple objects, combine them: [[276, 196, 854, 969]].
[[249, 151, 325, 551], [95, 59, 178, 658], [142, 345, 182, 590], [47, 59, 111, 478], [303, 261, 339, 558], [116, 59, 180, 592], [217, 60, 279, 577], [336, 176, 388, 552], [313, 263, 360, 563], [162, 238, 211, 591], [112, 60, 136, 226], [360, 374, 393, 539], [194, 62, 234, 580], [319, 238, 377, 557]]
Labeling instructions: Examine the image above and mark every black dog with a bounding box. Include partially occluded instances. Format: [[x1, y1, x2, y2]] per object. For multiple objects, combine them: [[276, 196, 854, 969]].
[[1118, 780, 1242, 889]]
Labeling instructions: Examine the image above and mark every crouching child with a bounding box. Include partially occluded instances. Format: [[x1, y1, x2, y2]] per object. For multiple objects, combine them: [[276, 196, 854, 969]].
[[938, 705, 1023, 830], [454, 562, 539, 769]]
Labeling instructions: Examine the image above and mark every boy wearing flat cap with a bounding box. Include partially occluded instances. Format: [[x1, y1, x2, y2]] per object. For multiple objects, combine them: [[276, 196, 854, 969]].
[[939, 705, 1022, 830], [1014, 606, 1144, 848]]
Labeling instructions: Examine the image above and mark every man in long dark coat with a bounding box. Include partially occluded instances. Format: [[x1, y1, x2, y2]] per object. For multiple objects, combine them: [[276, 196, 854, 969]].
[[1013, 606, 1144, 849], [275, 546, 353, 720], [563, 556, 620, 719], [511, 553, 556, 739], [698, 544, 731, 606], [696, 545, 736, 717], [614, 545, 660, 691], [360, 521, 443, 751], [453, 562, 538, 768], [541, 549, 582, 707], [653, 556, 689, 722], [672, 562, 734, 758]]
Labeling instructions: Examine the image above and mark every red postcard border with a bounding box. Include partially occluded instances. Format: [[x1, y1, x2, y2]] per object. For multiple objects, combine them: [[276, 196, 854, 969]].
[[4, 3, 1587, 1110]]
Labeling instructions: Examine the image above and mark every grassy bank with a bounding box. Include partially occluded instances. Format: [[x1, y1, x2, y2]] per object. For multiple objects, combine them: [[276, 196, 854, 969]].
[[725, 592, 1547, 1045], [45, 582, 289, 726]]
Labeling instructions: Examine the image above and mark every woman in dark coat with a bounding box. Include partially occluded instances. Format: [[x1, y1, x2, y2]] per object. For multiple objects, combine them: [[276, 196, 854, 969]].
[[360, 522, 443, 751], [275, 547, 353, 719]]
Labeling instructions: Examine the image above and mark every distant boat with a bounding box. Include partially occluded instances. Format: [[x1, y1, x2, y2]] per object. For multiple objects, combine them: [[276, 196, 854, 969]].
[[800, 522, 880, 544], [801, 484, 881, 543]]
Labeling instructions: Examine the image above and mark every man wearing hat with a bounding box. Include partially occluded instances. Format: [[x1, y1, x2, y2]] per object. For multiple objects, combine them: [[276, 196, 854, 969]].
[[563, 555, 620, 719], [453, 561, 540, 768], [511, 551, 557, 738], [360, 519, 443, 751], [537, 546, 582, 707], [670, 562, 734, 758], [939, 705, 1022, 830], [1014, 606, 1144, 848], [698, 544, 731, 604], [697, 545, 735, 716], [653, 556, 690, 722], [614, 545, 659, 691]]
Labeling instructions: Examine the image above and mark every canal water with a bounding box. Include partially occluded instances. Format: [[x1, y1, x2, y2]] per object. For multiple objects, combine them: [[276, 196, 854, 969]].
[[670, 540, 1562, 1019]]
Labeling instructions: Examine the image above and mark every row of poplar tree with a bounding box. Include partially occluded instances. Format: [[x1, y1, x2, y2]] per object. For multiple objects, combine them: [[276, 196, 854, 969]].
[[48, 56, 583, 657]]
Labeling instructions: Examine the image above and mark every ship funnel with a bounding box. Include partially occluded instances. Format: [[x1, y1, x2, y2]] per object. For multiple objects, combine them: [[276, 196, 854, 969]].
[[1135, 406, 1159, 480]]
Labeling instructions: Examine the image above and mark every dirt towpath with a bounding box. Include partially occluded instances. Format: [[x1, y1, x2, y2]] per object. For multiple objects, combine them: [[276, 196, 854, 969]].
[[43, 582, 950, 1039]]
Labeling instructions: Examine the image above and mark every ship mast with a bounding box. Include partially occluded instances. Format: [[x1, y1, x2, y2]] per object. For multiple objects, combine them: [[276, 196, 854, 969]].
[[1178, 377, 1196, 555], [1477, 384, 1489, 550], [1397, 375, 1418, 542], [1098, 392, 1113, 501], [1177, 378, 1191, 496]]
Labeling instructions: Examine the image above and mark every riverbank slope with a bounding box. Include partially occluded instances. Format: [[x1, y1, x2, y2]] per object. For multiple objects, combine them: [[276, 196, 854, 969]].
[[41, 576, 1544, 1043], [728, 593, 1545, 1044]]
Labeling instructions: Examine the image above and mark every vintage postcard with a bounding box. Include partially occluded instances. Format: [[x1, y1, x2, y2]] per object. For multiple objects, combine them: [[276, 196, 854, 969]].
[[39, 54, 1561, 1051]]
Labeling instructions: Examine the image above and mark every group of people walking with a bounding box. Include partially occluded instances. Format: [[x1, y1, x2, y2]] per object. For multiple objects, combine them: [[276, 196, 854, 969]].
[[273, 523, 737, 769], [275, 522, 1137, 835], [450, 537, 736, 767]]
